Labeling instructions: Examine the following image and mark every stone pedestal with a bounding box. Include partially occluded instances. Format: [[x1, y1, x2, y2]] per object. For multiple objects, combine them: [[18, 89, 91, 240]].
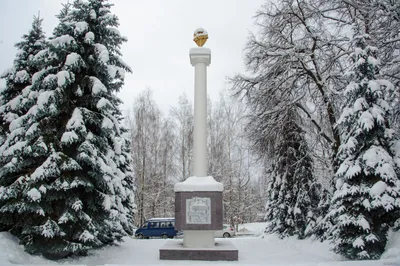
[[160, 240, 238, 261], [175, 191, 223, 248], [175, 191, 223, 231], [174, 176, 223, 247], [160, 176, 239, 261]]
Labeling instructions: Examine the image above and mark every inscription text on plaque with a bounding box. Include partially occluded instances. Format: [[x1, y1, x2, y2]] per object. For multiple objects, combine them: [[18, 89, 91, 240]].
[[186, 197, 211, 224]]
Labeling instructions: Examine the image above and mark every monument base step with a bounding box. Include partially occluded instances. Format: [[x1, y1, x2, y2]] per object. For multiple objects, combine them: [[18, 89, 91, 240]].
[[159, 240, 238, 261]]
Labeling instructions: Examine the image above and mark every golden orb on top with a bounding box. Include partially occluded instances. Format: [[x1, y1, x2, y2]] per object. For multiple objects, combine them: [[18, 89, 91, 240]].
[[193, 28, 208, 47]]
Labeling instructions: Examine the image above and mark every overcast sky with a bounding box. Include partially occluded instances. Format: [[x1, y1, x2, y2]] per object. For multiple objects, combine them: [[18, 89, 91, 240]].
[[0, 0, 264, 114]]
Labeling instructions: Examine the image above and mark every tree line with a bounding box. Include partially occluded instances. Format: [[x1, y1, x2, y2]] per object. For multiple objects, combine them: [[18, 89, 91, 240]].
[[127, 89, 266, 228], [231, 0, 400, 260]]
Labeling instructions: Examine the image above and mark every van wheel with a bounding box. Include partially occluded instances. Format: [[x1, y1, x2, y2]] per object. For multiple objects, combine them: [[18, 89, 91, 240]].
[[162, 234, 168, 239], [137, 233, 144, 239], [223, 233, 231, 238]]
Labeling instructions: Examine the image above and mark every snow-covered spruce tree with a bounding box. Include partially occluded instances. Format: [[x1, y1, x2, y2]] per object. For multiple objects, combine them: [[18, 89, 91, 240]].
[[264, 107, 316, 239], [329, 33, 400, 260], [0, 15, 46, 144], [0, 0, 135, 258], [0, 15, 46, 232], [305, 184, 332, 240]]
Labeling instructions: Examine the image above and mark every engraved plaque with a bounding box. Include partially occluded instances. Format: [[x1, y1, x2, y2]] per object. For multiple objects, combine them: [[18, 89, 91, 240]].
[[186, 197, 211, 224]]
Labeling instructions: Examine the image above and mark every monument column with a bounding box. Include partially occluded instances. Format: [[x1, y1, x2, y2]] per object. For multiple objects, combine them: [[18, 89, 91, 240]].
[[191, 47, 209, 178], [174, 28, 223, 249], [160, 28, 238, 261], [182, 31, 213, 248]]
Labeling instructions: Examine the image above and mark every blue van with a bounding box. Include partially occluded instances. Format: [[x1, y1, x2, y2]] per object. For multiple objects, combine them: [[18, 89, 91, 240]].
[[135, 218, 179, 239]]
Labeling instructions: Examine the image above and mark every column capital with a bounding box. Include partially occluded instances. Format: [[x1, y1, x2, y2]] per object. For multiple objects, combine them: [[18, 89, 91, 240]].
[[190, 47, 211, 66]]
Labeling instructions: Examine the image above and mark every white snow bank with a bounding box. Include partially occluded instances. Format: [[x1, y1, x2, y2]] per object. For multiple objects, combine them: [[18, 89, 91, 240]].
[[237, 222, 268, 237], [381, 230, 400, 261], [174, 176, 223, 192], [0, 232, 49, 265], [0, 225, 399, 265]]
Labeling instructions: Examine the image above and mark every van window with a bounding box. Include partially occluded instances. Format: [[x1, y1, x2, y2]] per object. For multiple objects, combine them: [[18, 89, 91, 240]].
[[149, 222, 159, 228], [160, 222, 167, 227], [168, 221, 174, 227]]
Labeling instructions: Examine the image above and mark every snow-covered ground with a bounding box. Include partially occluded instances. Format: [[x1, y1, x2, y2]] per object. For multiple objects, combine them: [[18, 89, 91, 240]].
[[0, 223, 399, 266], [237, 222, 267, 237]]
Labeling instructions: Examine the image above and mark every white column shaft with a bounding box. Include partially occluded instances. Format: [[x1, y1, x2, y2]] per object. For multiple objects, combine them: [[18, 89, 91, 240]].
[[193, 62, 208, 177]]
